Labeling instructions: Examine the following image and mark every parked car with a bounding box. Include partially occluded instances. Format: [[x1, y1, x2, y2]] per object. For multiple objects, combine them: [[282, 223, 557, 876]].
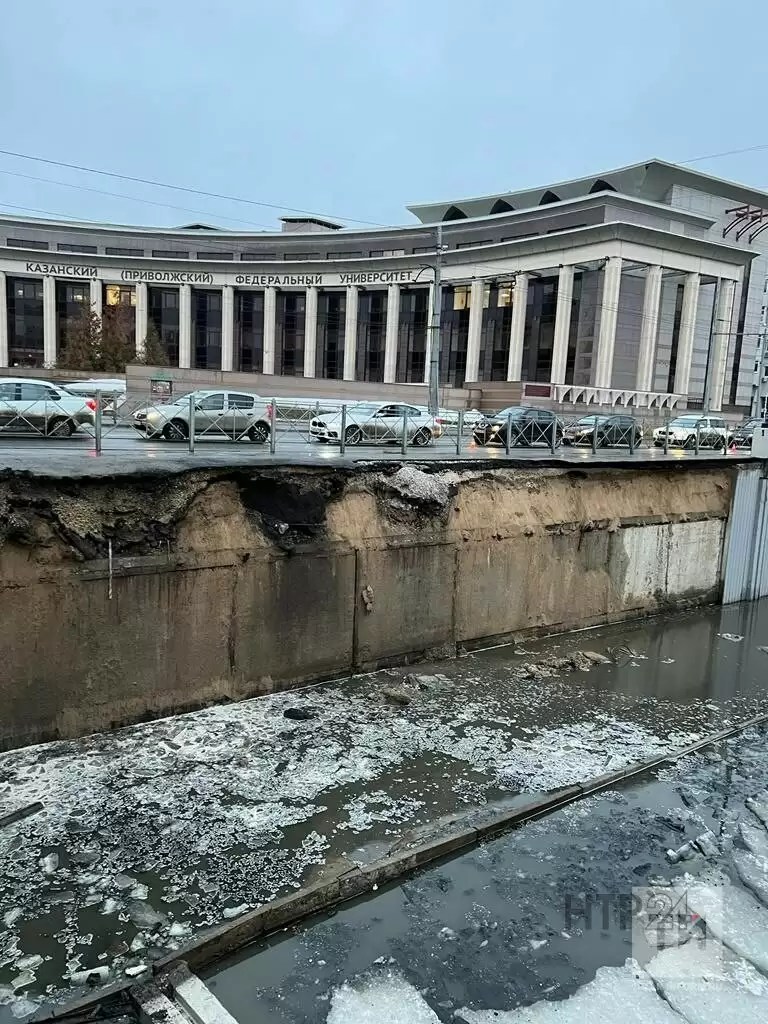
[[434, 408, 485, 432], [652, 415, 728, 449], [310, 402, 438, 446], [143, 390, 272, 442], [0, 378, 96, 436], [472, 406, 562, 447], [728, 417, 766, 448], [563, 414, 643, 448], [62, 379, 127, 423]]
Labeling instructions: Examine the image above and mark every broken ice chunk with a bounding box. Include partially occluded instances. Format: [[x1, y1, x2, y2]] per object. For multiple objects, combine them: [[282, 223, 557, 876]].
[[222, 904, 249, 920], [14, 956, 42, 972], [124, 965, 149, 978], [456, 961, 680, 1022], [740, 821, 768, 859], [647, 938, 768, 1024], [3, 909, 22, 929], [328, 972, 440, 1023], [733, 851, 768, 908], [39, 853, 58, 875], [747, 793, 768, 829], [684, 882, 768, 973], [10, 997, 38, 1019], [114, 873, 137, 891]]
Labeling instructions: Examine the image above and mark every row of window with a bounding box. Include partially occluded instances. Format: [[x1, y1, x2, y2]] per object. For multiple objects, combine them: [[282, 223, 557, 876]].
[[3, 228, 577, 261]]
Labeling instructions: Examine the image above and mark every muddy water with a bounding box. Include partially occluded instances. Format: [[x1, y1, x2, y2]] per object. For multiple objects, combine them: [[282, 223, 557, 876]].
[[1, 599, 768, 1018]]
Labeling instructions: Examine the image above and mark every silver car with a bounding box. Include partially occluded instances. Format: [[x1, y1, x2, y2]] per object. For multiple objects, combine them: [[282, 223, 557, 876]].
[[0, 378, 96, 436], [310, 402, 439, 446], [143, 390, 272, 442]]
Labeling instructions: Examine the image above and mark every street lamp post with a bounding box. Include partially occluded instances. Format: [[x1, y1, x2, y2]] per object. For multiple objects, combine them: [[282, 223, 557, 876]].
[[427, 224, 444, 416]]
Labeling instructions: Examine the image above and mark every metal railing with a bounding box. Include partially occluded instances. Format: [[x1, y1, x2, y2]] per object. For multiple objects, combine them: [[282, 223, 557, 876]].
[[0, 387, 750, 463]]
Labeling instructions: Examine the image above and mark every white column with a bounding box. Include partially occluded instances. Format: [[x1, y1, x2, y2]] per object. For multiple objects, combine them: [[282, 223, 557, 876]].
[[507, 272, 528, 380], [708, 278, 736, 412], [635, 264, 663, 392], [43, 276, 56, 367], [383, 283, 400, 383], [0, 272, 7, 367], [423, 282, 435, 384], [673, 271, 701, 397], [262, 286, 276, 374], [550, 265, 575, 384], [463, 279, 485, 383], [221, 285, 234, 371], [179, 284, 192, 369], [303, 286, 318, 378], [89, 278, 102, 319], [135, 281, 148, 359], [594, 256, 622, 388], [343, 285, 358, 381]]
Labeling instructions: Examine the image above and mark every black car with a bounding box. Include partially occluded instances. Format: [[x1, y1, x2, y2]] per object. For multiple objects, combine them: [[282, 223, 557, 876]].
[[729, 418, 766, 448], [562, 414, 643, 448], [472, 406, 562, 447]]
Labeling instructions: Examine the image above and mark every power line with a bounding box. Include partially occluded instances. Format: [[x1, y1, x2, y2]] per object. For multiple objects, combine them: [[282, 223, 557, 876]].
[[0, 148, 388, 228], [681, 143, 768, 165], [0, 167, 274, 230]]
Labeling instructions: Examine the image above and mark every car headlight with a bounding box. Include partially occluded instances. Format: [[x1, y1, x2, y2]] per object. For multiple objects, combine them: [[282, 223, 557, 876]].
[[490, 424, 500, 432]]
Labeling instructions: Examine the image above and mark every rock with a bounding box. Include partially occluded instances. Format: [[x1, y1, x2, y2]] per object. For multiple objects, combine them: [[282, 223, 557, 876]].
[[581, 650, 612, 665], [381, 687, 413, 705], [283, 707, 318, 721]]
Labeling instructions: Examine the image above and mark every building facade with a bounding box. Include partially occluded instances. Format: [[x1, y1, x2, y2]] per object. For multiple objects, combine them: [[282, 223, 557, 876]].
[[1, 159, 766, 413]]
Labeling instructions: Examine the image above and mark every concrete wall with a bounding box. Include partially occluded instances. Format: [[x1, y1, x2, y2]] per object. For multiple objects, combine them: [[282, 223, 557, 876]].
[[0, 461, 735, 750]]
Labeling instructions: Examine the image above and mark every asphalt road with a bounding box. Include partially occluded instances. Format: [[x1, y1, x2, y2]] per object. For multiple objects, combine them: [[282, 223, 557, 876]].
[[0, 424, 752, 476]]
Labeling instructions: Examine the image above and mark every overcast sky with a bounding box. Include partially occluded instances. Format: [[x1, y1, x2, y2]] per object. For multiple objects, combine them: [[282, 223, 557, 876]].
[[1, 0, 767, 231]]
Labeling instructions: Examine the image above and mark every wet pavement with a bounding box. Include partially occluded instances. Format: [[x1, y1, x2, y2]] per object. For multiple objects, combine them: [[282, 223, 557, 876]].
[[204, 725, 768, 1022], [1, 600, 768, 1017], [0, 424, 750, 476]]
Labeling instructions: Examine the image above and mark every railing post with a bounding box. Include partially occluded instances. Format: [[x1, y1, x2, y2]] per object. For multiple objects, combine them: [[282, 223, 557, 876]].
[[188, 394, 195, 453], [695, 421, 701, 456], [401, 405, 408, 456], [550, 416, 557, 455], [456, 410, 464, 456], [269, 399, 277, 454], [505, 412, 512, 456], [628, 415, 635, 454], [94, 389, 102, 455], [592, 421, 598, 456], [663, 413, 670, 455], [340, 403, 347, 455]]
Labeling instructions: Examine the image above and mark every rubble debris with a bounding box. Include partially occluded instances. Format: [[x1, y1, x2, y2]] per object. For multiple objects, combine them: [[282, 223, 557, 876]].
[[124, 965, 149, 978], [381, 687, 413, 706], [717, 633, 744, 642], [361, 585, 374, 613], [580, 651, 612, 665], [665, 842, 695, 864], [283, 708, 318, 721], [693, 830, 719, 858], [69, 966, 110, 986]]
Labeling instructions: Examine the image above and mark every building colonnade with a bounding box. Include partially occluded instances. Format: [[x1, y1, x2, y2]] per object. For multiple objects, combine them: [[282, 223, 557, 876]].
[[0, 257, 739, 409]]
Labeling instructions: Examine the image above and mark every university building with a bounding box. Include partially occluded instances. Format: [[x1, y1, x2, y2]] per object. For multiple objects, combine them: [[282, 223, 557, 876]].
[[1, 158, 766, 414]]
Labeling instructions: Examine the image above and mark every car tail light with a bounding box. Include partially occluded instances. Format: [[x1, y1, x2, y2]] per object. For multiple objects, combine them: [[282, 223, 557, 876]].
[[266, 403, 273, 418], [86, 399, 98, 411], [436, 417, 448, 425]]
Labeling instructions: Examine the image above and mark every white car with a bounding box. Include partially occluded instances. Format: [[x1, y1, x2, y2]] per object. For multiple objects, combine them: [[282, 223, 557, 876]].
[[143, 389, 273, 442], [653, 415, 728, 449], [0, 378, 96, 436], [62, 379, 127, 423], [310, 402, 439, 446]]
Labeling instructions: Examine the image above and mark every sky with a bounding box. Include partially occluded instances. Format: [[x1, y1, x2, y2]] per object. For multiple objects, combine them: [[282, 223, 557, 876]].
[[2, 0, 768, 233]]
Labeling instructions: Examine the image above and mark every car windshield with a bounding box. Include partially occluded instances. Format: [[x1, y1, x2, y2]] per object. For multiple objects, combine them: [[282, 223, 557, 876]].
[[495, 407, 527, 419], [575, 416, 608, 425], [669, 416, 701, 427], [346, 403, 382, 415]]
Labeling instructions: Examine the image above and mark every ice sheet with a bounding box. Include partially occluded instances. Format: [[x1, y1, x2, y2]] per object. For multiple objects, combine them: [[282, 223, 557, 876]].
[[326, 972, 440, 1024], [739, 821, 768, 859], [683, 882, 768, 972], [733, 850, 768, 907], [647, 939, 768, 1024], [455, 962, 682, 1023]]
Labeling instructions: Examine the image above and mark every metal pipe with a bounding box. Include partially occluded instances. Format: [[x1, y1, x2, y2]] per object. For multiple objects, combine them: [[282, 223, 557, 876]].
[[94, 390, 102, 455], [401, 405, 408, 456], [550, 416, 557, 455], [269, 399, 276, 454], [695, 421, 701, 456], [455, 410, 464, 456], [339, 404, 347, 455], [505, 412, 512, 455], [427, 224, 444, 416], [188, 393, 195, 454]]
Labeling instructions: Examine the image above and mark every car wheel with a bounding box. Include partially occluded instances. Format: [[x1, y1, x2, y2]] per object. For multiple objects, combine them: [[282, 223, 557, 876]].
[[344, 425, 363, 445], [46, 417, 75, 438], [411, 427, 432, 447], [163, 419, 189, 441], [248, 421, 270, 444]]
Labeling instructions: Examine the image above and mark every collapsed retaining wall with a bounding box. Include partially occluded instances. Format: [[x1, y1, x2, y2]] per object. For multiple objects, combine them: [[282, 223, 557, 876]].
[[0, 460, 734, 750]]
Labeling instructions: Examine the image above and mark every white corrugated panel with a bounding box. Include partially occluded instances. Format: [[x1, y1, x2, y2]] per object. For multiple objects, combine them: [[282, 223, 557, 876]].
[[723, 465, 768, 603]]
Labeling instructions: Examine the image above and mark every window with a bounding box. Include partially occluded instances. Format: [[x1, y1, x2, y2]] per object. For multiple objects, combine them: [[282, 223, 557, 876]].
[[228, 393, 255, 409], [497, 282, 513, 307], [198, 394, 225, 410], [58, 242, 97, 254], [370, 248, 405, 257], [106, 246, 144, 257], [502, 233, 539, 242], [19, 383, 48, 401], [6, 238, 48, 250], [412, 246, 435, 255], [284, 252, 321, 261], [0, 383, 17, 400], [240, 251, 277, 260], [547, 225, 587, 233], [456, 240, 492, 249], [453, 286, 471, 310], [327, 250, 364, 259], [106, 285, 136, 306], [152, 249, 189, 259], [197, 251, 233, 260]]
